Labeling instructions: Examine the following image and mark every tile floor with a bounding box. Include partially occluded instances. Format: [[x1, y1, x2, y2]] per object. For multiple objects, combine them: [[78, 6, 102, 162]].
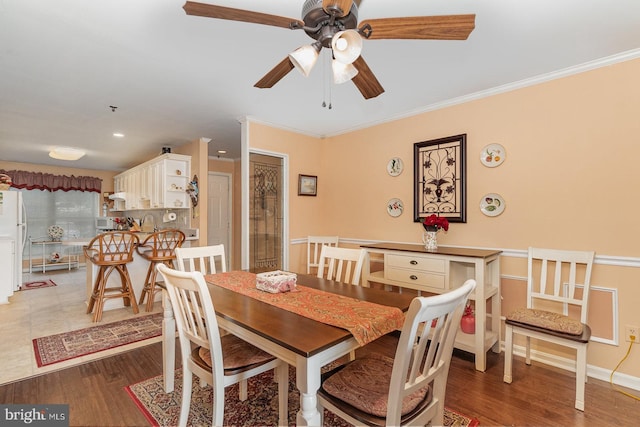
[[0, 267, 162, 385]]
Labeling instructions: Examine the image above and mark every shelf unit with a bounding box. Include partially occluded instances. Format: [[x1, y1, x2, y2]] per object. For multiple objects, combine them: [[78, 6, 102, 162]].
[[112, 153, 191, 211], [28, 237, 79, 273], [361, 242, 502, 372]]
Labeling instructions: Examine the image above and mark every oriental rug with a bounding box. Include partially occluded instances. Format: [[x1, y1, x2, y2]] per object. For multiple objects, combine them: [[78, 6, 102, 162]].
[[33, 313, 163, 367], [126, 367, 480, 427], [21, 279, 57, 290]]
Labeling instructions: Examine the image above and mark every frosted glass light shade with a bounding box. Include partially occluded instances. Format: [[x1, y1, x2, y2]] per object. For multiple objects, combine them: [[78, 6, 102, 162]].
[[331, 29, 363, 64], [289, 44, 321, 77], [332, 60, 358, 84], [49, 147, 86, 161]]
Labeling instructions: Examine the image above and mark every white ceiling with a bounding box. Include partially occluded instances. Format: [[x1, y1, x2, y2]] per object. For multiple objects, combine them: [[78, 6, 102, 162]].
[[1, 0, 640, 171]]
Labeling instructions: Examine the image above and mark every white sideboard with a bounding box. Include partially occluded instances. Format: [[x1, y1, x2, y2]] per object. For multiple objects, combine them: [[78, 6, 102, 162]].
[[361, 242, 501, 372]]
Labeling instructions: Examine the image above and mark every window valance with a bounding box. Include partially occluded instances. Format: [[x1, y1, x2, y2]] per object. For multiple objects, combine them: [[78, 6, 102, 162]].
[[0, 169, 102, 193]]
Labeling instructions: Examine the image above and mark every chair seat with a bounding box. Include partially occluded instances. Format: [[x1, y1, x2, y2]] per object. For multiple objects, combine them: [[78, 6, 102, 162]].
[[195, 334, 276, 372], [506, 317, 591, 343], [506, 307, 585, 335], [319, 352, 432, 424]]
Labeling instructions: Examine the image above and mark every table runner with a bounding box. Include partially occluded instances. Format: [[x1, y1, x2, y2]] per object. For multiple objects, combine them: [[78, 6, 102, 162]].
[[205, 271, 405, 346]]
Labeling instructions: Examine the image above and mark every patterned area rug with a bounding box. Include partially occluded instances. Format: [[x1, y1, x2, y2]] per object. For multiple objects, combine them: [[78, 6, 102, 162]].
[[126, 367, 479, 427], [22, 279, 57, 290], [33, 313, 163, 367]]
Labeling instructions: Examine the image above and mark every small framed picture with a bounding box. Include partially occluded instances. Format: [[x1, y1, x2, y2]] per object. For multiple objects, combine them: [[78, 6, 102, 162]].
[[298, 174, 317, 196]]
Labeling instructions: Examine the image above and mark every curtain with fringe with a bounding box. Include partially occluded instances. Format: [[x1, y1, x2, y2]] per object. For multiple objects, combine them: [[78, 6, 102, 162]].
[[0, 169, 102, 193]]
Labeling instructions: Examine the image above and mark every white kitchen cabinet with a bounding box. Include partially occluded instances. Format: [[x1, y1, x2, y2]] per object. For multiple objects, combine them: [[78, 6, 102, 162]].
[[112, 153, 191, 211], [361, 242, 501, 372]]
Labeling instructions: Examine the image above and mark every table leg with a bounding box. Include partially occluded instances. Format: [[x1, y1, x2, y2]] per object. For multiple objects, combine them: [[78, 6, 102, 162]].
[[295, 354, 322, 427], [162, 290, 175, 393]]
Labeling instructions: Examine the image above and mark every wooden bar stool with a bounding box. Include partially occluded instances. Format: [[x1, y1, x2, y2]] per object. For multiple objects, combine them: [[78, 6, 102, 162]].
[[84, 231, 140, 322], [136, 229, 185, 312]]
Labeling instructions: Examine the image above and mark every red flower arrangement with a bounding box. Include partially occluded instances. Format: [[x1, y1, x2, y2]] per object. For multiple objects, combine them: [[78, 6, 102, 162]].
[[422, 214, 449, 232]]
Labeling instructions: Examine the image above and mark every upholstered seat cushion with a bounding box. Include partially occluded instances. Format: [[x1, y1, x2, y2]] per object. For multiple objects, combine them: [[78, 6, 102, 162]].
[[197, 334, 275, 370], [321, 352, 430, 418], [507, 308, 583, 335]]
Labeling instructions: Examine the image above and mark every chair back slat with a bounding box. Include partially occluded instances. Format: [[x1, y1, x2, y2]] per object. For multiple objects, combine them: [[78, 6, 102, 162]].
[[317, 245, 366, 286], [527, 247, 595, 323], [307, 236, 339, 274], [175, 244, 227, 275]]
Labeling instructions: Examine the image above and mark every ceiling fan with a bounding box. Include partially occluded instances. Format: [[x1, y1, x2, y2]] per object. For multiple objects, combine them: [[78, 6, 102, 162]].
[[183, 1, 475, 99]]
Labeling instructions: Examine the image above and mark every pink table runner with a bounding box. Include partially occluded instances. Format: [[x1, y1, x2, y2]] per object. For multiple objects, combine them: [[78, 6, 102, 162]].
[[204, 271, 405, 346]]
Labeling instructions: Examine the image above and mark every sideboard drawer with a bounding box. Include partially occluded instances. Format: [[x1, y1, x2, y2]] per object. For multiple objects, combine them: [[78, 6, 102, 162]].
[[386, 254, 446, 273], [386, 267, 446, 289]]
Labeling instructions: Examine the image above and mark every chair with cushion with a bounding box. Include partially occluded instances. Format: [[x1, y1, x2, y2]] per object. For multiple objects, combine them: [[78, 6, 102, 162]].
[[174, 244, 227, 275], [503, 247, 595, 411], [84, 231, 140, 322], [317, 279, 476, 426], [157, 264, 288, 427], [316, 245, 366, 286], [136, 229, 185, 312], [307, 235, 339, 274]]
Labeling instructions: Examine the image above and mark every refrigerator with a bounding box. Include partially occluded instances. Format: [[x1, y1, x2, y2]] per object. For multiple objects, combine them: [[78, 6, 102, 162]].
[[0, 190, 27, 303]]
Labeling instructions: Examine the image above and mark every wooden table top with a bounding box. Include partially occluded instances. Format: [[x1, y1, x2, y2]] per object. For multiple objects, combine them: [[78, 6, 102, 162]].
[[205, 274, 415, 358], [361, 242, 502, 258]]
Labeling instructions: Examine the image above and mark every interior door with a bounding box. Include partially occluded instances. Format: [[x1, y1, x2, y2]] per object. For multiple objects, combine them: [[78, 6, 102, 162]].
[[207, 173, 231, 270]]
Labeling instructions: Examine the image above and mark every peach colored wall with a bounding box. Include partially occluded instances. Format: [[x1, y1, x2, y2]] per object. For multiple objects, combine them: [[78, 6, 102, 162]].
[[249, 58, 640, 380]]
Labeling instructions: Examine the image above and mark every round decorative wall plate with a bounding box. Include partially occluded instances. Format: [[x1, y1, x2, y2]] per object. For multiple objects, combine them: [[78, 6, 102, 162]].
[[387, 198, 404, 217], [480, 143, 506, 167], [387, 157, 404, 176], [480, 193, 505, 217]]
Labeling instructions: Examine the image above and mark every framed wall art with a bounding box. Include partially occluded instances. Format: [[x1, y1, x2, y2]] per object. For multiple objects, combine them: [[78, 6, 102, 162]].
[[414, 134, 467, 223], [298, 174, 317, 196]]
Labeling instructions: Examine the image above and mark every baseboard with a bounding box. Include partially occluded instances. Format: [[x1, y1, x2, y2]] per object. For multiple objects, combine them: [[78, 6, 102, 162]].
[[507, 342, 640, 392]]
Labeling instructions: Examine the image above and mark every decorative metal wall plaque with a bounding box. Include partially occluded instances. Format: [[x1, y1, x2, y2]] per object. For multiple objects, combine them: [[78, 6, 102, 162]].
[[414, 134, 467, 223]]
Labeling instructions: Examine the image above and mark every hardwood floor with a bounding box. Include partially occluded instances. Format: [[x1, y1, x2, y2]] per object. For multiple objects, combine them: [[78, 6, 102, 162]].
[[1, 335, 637, 426]]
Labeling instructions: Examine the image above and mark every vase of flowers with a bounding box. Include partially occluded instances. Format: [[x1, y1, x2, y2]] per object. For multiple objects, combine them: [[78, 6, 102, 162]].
[[421, 214, 449, 251]]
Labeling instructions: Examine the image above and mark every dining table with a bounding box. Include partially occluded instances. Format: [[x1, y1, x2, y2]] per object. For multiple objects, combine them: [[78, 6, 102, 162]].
[[160, 271, 415, 426]]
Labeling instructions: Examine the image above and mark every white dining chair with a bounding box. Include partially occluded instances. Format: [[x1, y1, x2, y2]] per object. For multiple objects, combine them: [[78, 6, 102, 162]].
[[503, 247, 595, 411], [157, 264, 289, 427], [318, 279, 476, 426], [316, 245, 366, 286], [307, 235, 339, 274]]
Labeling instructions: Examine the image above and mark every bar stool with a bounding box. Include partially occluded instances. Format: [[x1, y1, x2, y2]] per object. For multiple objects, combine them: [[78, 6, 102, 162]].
[[136, 229, 185, 312], [84, 231, 140, 322]]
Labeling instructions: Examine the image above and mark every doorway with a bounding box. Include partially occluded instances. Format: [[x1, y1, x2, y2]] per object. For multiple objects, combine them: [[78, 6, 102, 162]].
[[249, 153, 284, 272], [207, 172, 232, 270]]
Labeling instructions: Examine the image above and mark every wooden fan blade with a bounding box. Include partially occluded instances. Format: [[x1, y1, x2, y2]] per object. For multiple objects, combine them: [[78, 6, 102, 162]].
[[254, 57, 295, 88], [359, 14, 475, 40], [183, 1, 303, 29], [322, 0, 353, 17], [351, 56, 384, 99]]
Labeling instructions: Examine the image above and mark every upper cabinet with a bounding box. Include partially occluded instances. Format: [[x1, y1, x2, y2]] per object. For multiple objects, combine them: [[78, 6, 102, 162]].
[[111, 153, 191, 211]]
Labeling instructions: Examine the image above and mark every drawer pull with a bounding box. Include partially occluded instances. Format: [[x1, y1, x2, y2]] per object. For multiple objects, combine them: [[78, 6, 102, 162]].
[[410, 260, 418, 265], [410, 275, 418, 280]]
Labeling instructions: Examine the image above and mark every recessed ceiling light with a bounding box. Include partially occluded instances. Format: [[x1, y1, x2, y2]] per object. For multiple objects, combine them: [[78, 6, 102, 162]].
[[113, 132, 125, 138], [49, 147, 86, 161], [217, 150, 227, 154]]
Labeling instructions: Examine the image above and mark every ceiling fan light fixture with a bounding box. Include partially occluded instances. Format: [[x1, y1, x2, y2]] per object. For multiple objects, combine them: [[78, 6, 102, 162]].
[[331, 29, 362, 64], [289, 43, 321, 77], [49, 147, 86, 161], [332, 60, 358, 84]]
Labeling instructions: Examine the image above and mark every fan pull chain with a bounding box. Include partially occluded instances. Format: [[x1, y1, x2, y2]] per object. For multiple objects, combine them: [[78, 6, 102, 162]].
[[321, 50, 332, 109]]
